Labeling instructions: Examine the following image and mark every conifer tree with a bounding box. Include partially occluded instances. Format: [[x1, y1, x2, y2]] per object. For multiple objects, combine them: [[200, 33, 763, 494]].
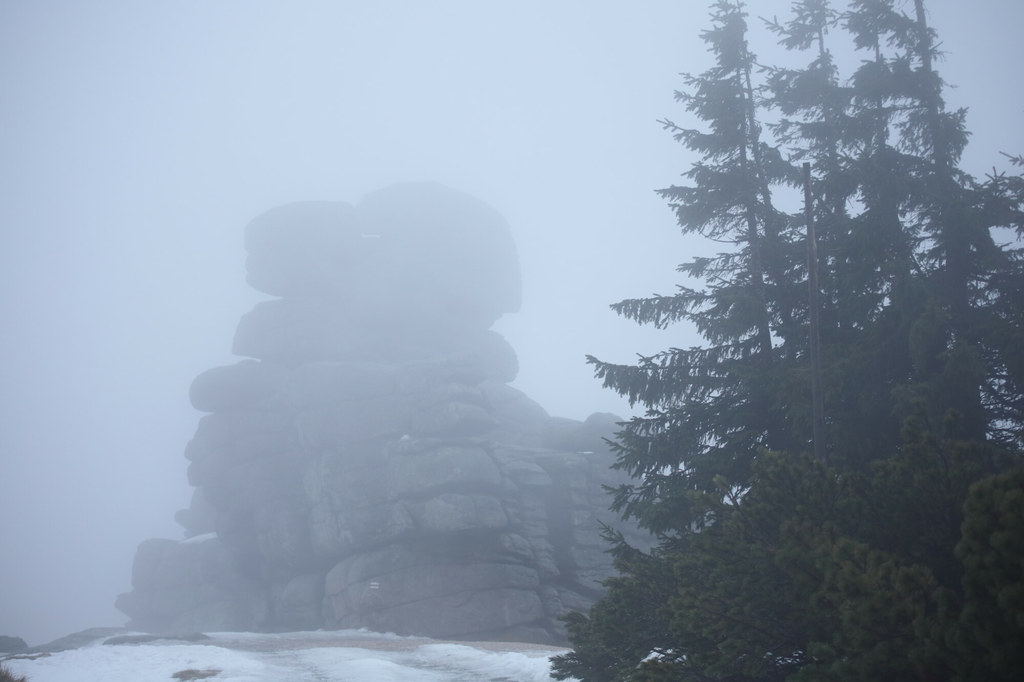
[[586, 0, 801, 535], [553, 2, 1024, 680], [765, 0, 917, 465]]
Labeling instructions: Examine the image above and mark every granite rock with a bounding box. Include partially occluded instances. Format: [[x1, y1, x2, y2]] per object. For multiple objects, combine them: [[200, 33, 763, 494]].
[[118, 184, 649, 644]]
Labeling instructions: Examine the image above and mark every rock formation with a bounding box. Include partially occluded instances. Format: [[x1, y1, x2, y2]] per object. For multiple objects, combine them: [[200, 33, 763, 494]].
[[117, 182, 648, 644]]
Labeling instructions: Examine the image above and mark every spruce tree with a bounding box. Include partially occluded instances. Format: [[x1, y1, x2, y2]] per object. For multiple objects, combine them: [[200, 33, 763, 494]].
[[585, 0, 801, 536], [553, 1, 1024, 680], [765, 0, 917, 466]]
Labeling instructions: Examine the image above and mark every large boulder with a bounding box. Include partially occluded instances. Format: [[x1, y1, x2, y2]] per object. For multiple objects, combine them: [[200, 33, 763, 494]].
[[242, 182, 521, 328], [189, 360, 286, 413], [356, 182, 521, 328], [116, 535, 265, 634], [322, 540, 545, 640], [244, 201, 361, 298]]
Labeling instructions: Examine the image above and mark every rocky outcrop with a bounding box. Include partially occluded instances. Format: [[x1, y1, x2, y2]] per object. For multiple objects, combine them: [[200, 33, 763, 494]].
[[117, 183, 648, 644]]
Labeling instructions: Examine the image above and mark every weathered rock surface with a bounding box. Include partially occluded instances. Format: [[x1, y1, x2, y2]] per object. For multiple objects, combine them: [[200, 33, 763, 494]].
[[118, 183, 648, 644]]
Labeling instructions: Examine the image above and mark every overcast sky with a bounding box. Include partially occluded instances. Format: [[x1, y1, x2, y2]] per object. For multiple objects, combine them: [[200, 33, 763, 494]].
[[2, 0, 1021, 646]]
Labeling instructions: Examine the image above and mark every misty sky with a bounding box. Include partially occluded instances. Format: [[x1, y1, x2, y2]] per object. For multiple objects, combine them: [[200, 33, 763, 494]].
[[2, 0, 1022, 646]]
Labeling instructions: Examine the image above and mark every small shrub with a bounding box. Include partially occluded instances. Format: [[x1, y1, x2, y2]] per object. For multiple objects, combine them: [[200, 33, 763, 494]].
[[171, 669, 220, 680], [0, 662, 28, 682]]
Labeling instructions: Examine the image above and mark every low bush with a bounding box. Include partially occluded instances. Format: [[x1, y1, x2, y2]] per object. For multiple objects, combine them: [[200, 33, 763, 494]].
[[0, 661, 28, 682]]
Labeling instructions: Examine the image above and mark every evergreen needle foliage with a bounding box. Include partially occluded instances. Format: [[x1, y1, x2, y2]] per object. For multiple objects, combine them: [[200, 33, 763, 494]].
[[553, 1, 1024, 680]]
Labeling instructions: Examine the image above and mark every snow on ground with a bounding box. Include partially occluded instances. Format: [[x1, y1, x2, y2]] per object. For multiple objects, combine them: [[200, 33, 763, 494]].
[[2, 629, 576, 682]]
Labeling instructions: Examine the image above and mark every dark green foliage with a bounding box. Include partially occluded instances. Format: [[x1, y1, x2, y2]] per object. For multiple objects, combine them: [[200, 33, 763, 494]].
[[950, 465, 1024, 681], [555, 1, 1024, 680], [558, 445, 993, 681], [551, 534, 678, 682], [588, 0, 801, 536]]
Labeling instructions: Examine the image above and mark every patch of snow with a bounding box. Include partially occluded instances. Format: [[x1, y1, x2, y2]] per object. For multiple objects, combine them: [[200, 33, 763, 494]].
[[2, 629, 576, 682], [180, 532, 217, 545]]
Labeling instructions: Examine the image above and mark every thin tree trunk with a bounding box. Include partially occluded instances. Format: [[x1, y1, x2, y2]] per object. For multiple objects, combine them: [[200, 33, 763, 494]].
[[804, 163, 826, 463]]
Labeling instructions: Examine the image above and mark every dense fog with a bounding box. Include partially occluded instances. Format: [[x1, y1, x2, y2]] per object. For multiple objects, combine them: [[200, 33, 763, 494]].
[[1, 0, 1021, 646]]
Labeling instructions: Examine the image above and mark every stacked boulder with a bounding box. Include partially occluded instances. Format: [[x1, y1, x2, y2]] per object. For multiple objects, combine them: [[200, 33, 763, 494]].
[[117, 183, 648, 644]]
